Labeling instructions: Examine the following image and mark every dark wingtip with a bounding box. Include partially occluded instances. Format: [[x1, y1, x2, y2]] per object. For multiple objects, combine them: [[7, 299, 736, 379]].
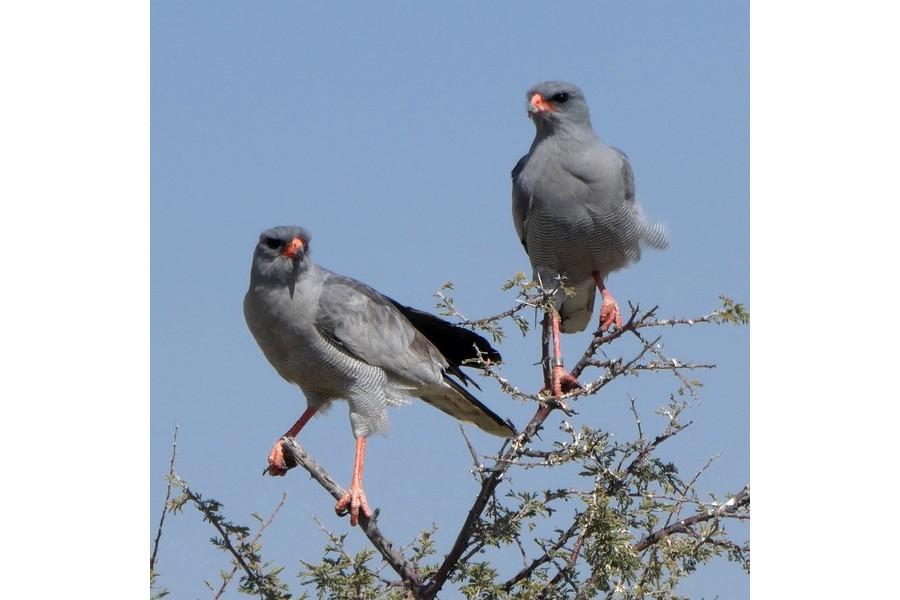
[[442, 375, 517, 438], [471, 337, 502, 364], [449, 366, 482, 390], [388, 299, 502, 370]]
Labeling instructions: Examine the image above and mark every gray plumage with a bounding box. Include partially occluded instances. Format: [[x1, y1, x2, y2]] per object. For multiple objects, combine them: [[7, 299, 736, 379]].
[[243, 226, 515, 440], [512, 81, 668, 332]]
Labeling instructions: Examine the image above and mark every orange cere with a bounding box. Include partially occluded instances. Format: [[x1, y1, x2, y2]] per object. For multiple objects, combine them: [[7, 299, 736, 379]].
[[282, 237, 305, 257], [530, 93, 557, 113]]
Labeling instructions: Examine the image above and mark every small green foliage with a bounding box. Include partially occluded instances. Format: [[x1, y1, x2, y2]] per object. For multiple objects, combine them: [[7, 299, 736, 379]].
[[434, 282, 458, 319], [506, 574, 551, 599], [409, 525, 440, 579], [478, 490, 555, 549], [500, 272, 529, 292], [299, 528, 378, 599], [149, 569, 169, 599], [454, 561, 505, 599], [510, 314, 530, 337], [714, 295, 750, 325], [295, 522, 446, 599], [581, 494, 643, 593], [475, 318, 507, 345], [435, 274, 541, 344], [167, 476, 292, 600]]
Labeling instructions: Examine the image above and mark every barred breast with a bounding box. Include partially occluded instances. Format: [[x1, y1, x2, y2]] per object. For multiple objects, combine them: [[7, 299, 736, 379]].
[[525, 198, 644, 285]]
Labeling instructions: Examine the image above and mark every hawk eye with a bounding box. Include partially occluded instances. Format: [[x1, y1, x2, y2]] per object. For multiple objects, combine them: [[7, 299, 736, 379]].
[[263, 237, 282, 250], [551, 92, 570, 104]]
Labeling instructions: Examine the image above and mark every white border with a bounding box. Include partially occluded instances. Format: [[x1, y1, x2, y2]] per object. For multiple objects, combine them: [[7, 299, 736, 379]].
[[0, 1, 148, 595], [752, 1, 899, 597]]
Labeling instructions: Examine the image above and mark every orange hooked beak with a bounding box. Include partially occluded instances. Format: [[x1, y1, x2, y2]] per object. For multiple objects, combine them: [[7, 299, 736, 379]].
[[528, 93, 556, 116], [282, 237, 305, 258]]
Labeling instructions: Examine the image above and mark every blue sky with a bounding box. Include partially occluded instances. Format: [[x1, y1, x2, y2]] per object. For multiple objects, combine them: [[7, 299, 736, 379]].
[[151, 2, 748, 597]]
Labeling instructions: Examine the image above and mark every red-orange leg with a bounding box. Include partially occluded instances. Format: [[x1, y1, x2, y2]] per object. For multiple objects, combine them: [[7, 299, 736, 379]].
[[267, 406, 317, 476], [550, 309, 565, 397], [335, 436, 372, 526], [547, 309, 580, 397]]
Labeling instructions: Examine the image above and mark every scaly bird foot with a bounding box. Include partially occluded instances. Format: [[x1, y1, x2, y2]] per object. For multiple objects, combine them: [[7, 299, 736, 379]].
[[542, 367, 582, 396], [335, 485, 372, 527], [266, 440, 289, 477], [556, 369, 582, 392], [599, 290, 622, 331]]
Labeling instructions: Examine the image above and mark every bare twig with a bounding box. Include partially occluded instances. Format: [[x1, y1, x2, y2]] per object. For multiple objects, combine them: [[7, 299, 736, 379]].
[[151, 425, 178, 573], [278, 437, 424, 591], [569, 304, 729, 380], [569, 304, 651, 380], [565, 335, 662, 399], [629, 395, 644, 442], [473, 361, 543, 402], [587, 358, 716, 373], [631, 327, 704, 399], [458, 299, 535, 329], [679, 453, 722, 514], [459, 424, 487, 481], [635, 312, 725, 329]]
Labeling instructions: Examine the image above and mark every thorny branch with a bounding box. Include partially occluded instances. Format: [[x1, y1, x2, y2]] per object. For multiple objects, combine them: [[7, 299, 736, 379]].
[[214, 492, 288, 599], [458, 301, 535, 330], [425, 287, 747, 597], [465, 298, 729, 405], [284, 289, 745, 598], [159, 288, 748, 598], [170, 476, 272, 596]]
